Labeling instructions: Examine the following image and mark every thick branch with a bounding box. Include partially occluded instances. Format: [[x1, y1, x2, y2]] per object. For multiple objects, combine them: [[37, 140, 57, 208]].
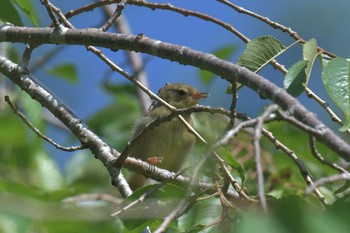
[[0, 26, 349, 160]]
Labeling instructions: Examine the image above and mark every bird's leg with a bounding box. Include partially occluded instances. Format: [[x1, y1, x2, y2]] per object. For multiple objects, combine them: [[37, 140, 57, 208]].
[[147, 156, 164, 165]]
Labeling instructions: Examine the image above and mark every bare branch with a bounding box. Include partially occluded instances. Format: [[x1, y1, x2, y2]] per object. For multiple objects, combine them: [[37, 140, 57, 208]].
[[100, 0, 127, 32], [216, 0, 336, 58], [259, 127, 328, 206], [103, 7, 152, 113], [40, 0, 61, 28], [305, 173, 350, 194], [1, 26, 346, 161], [253, 104, 279, 212], [63, 193, 121, 205], [309, 135, 350, 175]]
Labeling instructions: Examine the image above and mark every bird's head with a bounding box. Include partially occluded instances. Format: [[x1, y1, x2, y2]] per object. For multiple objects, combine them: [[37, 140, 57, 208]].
[[157, 83, 208, 108]]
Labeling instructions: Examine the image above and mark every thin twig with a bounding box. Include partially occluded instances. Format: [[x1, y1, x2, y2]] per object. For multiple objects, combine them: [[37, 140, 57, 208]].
[[103, 7, 151, 113], [86, 45, 208, 167], [309, 135, 350, 175], [54, 0, 349, 134], [205, 181, 232, 229], [259, 127, 328, 206], [216, 0, 336, 58], [100, 0, 127, 32], [305, 173, 350, 194], [277, 110, 326, 135], [4, 96, 85, 152], [214, 152, 255, 202], [111, 170, 183, 217], [154, 137, 218, 233], [216, 0, 349, 134], [63, 193, 121, 205], [38, 1, 133, 197], [40, 0, 61, 28], [253, 105, 279, 212], [304, 88, 350, 135]]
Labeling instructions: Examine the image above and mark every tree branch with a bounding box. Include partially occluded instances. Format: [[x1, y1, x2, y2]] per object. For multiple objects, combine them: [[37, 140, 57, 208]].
[[0, 26, 348, 160], [0, 55, 133, 198]]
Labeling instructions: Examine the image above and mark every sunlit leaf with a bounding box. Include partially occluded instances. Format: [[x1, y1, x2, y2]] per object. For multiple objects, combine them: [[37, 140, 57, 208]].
[[322, 57, 350, 131], [0, 0, 23, 26], [11, 0, 39, 26], [238, 36, 286, 73], [47, 63, 78, 84], [32, 151, 64, 191], [303, 38, 318, 82]]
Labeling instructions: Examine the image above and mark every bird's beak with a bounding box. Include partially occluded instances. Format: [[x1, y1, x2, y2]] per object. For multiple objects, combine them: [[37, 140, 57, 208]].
[[191, 92, 209, 99]]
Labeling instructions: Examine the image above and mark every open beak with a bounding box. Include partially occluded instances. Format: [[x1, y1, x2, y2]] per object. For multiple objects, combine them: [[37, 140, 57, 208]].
[[192, 92, 209, 99]]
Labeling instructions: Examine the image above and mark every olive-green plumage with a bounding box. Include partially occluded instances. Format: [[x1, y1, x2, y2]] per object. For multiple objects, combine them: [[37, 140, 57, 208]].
[[128, 83, 208, 189]]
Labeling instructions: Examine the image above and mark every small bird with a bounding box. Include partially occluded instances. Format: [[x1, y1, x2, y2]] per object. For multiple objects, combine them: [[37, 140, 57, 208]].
[[128, 83, 208, 189]]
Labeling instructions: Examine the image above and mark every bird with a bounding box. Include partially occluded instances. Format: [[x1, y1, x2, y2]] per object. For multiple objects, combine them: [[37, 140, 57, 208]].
[[128, 83, 208, 190]]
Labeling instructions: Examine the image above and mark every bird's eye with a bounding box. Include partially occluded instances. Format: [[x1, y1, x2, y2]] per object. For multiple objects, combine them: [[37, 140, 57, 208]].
[[177, 89, 186, 96]]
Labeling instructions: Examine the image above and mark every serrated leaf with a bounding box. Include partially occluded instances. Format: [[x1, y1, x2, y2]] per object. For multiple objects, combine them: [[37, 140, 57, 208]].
[[322, 57, 350, 131], [238, 36, 286, 73], [217, 147, 245, 182], [47, 63, 78, 84], [0, 0, 23, 26], [284, 60, 308, 97], [199, 44, 237, 85], [11, 0, 39, 27]]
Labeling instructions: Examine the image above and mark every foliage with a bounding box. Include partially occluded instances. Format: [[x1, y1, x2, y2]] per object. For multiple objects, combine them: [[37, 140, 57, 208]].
[[1, 1, 350, 233]]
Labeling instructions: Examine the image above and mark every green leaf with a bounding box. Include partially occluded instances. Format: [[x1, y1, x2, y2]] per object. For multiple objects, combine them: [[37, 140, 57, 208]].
[[199, 44, 237, 85], [217, 147, 245, 183], [0, 0, 23, 26], [238, 36, 286, 73], [11, 0, 39, 27], [32, 151, 64, 191], [322, 57, 350, 131], [303, 38, 318, 61], [284, 60, 308, 97], [303, 38, 318, 80], [103, 83, 137, 96], [47, 64, 78, 84], [284, 39, 318, 97]]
